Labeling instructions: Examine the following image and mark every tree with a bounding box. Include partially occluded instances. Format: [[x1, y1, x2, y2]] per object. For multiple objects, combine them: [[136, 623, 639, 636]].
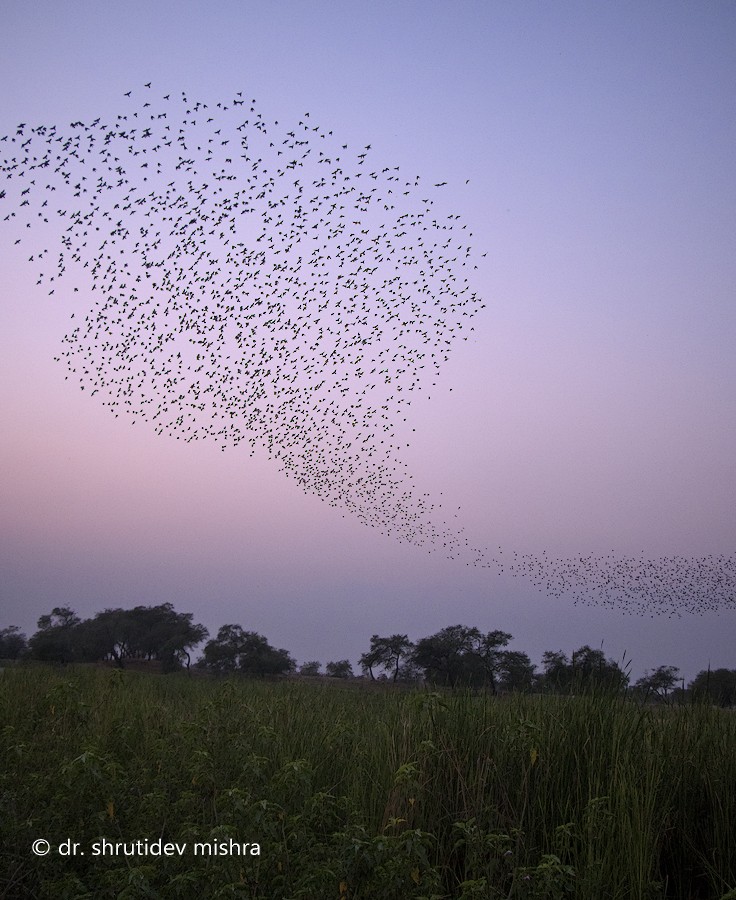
[[395, 657, 424, 683], [0, 626, 27, 659], [77, 608, 139, 667], [64, 604, 208, 670], [412, 625, 475, 687], [36, 607, 81, 630], [541, 646, 628, 693], [360, 634, 414, 682], [299, 661, 322, 676], [124, 604, 208, 671], [541, 650, 570, 691], [325, 659, 353, 678], [473, 630, 514, 693], [202, 624, 242, 675], [202, 625, 294, 677], [28, 607, 82, 664], [496, 650, 536, 692], [689, 668, 736, 708], [411, 625, 512, 691], [633, 665, 680, 701], [26, 604, 208, 670], [571, 645, 628, 691]]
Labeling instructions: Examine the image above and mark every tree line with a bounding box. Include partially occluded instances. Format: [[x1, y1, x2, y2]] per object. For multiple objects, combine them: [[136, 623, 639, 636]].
[[0, 605, 207, 673], [1, 607, 734, 706]]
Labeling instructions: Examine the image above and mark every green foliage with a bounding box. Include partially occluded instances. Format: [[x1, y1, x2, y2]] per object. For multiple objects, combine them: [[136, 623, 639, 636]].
[[0, 625, 27, 659], [496, 650, 536, 693], [540, 645, 628, 693], [689, 668, 736, 708], [1, 668, 735, 898], [360, 634, 414, 682], [411, 625, 512, 691], [202, 625, 294, 676], [514, 854, 576, 899], [28, 607, 82, 664], [326, 659, 354, 678], [633, 665, 681, 701], [26, 604, 207, 669], [298, 660, 321, 676]]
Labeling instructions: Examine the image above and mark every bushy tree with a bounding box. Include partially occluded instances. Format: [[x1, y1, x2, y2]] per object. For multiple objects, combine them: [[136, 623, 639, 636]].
[[203, 625, 294, 677], [27, 604, 207, 670], [125, 604, 208, 671], [411, 625, 512, 691], [0, 626, 27, 660], [28, 607, 82, 664], [80, 604, 208, 670], [633, 665, 681, 701], [76, 607, 140, 666], [395, 657, 424, 683], [325, 659, 353, 678], [496, 650, 536, 692], [541, 646, 628, 693], [360, 634, 414, 682], [412, 625, 473, 687], [474, 630, 514, 692], [299, 660, 321, 676], [689, 668, 736, 708]]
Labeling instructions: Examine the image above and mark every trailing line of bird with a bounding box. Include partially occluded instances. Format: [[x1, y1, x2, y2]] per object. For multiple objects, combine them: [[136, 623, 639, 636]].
[[2, 86, 733, 616]]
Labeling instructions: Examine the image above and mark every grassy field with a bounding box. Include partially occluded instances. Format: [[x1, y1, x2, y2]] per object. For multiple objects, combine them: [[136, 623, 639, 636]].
[[1, 666, 735, 899]]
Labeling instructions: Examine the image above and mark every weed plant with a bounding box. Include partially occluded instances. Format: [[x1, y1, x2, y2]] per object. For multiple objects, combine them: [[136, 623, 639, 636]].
[[1, 667, 734, 898]]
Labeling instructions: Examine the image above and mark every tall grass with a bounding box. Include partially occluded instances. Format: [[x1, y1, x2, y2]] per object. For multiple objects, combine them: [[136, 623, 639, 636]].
[[1, 667, 734, 898]]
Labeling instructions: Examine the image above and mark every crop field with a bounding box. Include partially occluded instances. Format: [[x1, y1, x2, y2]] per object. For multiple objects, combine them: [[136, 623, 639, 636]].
[[1, 666, 735, 899]]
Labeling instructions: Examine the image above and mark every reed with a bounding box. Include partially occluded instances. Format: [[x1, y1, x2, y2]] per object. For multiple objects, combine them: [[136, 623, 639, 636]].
[[1, 666, 734, 898]]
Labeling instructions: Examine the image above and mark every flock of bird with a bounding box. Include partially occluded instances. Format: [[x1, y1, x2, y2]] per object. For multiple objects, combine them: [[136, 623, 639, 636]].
[[1, 86, 733, 616]]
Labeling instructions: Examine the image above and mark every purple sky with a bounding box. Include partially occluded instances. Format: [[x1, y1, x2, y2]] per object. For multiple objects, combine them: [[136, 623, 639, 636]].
[[1, 1, 735, 682]]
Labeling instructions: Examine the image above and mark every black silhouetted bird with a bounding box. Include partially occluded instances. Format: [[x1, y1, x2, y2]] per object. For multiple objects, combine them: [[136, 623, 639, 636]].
[[1, 87, 733, 616]]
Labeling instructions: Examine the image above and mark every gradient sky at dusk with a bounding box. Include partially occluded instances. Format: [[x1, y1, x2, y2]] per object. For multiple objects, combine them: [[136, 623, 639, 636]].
[[1, 1, 734, 682]]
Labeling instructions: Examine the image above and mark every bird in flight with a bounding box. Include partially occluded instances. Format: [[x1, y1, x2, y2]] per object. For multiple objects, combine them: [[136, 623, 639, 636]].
[[0, 86, 733, 617]]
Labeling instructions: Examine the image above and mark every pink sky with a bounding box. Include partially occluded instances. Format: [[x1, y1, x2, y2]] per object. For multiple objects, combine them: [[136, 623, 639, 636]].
[[1, 1, 735, 681]]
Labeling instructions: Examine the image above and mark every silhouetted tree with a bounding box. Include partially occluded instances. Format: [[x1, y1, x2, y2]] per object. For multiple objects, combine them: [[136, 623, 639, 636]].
[[325, 659, 353, 678], [633, 665, 680, 701], [28, 604, 207, 670], [72, 604, 208, 670], [496, 649, 536, 692], [28, 607, 82, 664], [360, 634, 414, 682], [689, 668, 736, 708], [299, 660, 321, 676], [395, 657, 424, 683], [412, 625, 474, 687], [411, 625, 512, 692], [125, 603, 208, 671], [203, 625, 294, 677], [0, 626, 27, 660], [78, 608, 139, 667], [473, 630, 514, 693], [541, 646, 628, 693]]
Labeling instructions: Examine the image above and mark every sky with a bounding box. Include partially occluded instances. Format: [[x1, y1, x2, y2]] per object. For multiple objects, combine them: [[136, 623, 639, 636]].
[[1, 0, 734, 683]]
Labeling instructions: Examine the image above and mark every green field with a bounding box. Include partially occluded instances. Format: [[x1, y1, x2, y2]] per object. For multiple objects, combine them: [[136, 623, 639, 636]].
[[1, 666, 734, 899]]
